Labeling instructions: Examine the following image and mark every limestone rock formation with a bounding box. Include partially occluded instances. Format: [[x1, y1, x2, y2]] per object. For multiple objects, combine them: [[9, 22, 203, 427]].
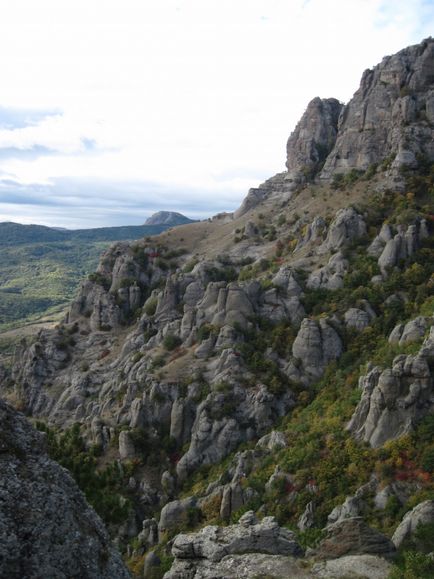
[[311, 555, 392, 578], [321, 207, 367, 251], [320, 38, 434, 186], [164, 511, 303, 578], [316, 517, 396, 559], [392, 500, 434, 548], [347, 326, 434, 447], [285, 97, 342, 183], [389, 316, 431, 345], [0, 400, 130, 579], [307, 251, 349, 290], [286, 317, 343, 383]]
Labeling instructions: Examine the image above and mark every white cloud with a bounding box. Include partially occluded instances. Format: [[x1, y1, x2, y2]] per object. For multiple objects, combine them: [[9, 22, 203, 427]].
[[0, 0, 432, 226]]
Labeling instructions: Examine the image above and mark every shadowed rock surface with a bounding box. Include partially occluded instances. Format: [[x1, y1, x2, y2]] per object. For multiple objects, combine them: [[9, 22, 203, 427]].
[[0, 399, 130, 579]]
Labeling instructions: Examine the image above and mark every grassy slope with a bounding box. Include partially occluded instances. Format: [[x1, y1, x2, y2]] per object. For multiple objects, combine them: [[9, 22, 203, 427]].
[[0, 240, 109, 331], [0, 222, 176, 332]]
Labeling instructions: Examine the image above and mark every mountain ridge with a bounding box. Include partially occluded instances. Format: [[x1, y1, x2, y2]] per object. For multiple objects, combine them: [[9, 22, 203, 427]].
[[2, 38, 434, 578]]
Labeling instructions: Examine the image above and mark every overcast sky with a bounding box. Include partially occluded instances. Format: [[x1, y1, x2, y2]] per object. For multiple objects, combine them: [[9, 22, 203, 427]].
[[0, 0, 433, 228]]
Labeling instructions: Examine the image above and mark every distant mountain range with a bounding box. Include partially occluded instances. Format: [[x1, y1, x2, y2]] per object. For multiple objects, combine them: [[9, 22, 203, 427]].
[[0, 212, 196, 246], [0, 211, 195, 331]]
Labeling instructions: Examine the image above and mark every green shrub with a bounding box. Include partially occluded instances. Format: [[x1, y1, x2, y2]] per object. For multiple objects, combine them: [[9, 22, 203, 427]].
[[163, 334, 182, 351], [144, 297, 158, 316], [390, 550, 434, 579]]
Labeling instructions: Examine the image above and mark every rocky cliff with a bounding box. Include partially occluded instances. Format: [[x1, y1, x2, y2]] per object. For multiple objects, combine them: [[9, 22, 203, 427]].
[[3, 38, 434, 578], [0, 399, 130, 579]]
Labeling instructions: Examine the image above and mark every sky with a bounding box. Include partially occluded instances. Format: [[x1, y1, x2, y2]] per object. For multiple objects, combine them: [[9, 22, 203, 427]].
[[0, 0, 433, 228]]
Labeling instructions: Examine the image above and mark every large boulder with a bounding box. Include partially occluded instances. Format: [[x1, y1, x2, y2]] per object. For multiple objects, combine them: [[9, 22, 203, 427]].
[[316, 517, 396, 559], [158, 497, 197, 534], [392, 500, 434, 548], [321, 208, 366, 251], [164, 511, 303, 578], [287, 318, 342, 383]]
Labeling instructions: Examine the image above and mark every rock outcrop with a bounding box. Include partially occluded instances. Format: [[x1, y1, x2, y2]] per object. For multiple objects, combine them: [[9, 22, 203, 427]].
[[311, 555, 392, 579], [164, 511, 303, 578], [321, 208, 367, 251], [316, 517, 396, 559], [320, 38, 434, 186], [0, 399, 130, 579], [285, 97, 342, 183], [347, 326, 434, 447], [392, 500, 434, 548], [286, 317, 343, 384]]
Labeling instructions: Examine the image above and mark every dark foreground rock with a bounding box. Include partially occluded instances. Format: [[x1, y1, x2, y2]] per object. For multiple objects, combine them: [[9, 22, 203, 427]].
[[0, 399, 130, 579]]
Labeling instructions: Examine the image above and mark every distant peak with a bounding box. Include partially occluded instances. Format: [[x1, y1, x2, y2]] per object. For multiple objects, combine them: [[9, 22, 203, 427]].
[[144, 211, 195, 226]]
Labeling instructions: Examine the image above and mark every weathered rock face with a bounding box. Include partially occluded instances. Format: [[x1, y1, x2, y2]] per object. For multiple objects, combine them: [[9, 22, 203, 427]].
[[321, 208, 367, 252], [286, 317, 343, 384], [311, 555, 392, 579], [158, 497, 197, 534], [0, 399, 130, 579], [285, 97, 343, 182], [316, 517, 396, 560], [376, 221, 427, 274], [307, 251, 349, 290], [320, 38, 434, 185], [389, 316, 432, 345], [392, 500, 434, 548], [347, 325, 434, 447], [164, 511, 303, 578], [233, 172, 294, 219]]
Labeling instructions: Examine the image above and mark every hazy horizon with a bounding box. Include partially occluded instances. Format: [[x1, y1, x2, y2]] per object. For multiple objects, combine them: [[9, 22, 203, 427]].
[[0, 0, 433, 228]]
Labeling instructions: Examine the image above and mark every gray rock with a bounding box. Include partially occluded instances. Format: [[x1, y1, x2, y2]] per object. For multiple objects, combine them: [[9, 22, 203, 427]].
[[311, 555, 392, 578], [392, 316, 431, 345], [137, 518, 159, 549], [392, 500, 434, 548], [320, 39, 434, 184], [244, 221, 258, 237], [256, 430, 288, 451], [158, 497, 197, 534], [0, 400, 130, 579], [165, 553, 311, 579], [327, 496, 364, 526], [322, 208, 366, 251], [298, 501, 315, 531], [219, 483, 245, 520], [344, 308, 371, 331], [143, 551, 161, 576], [167, 512, 303, 574], [348, 328, 434, 446], [307, 251, 349, 290], [285, 97, 342, 183], [316, 517, 396, 559], [290, 318, 342, 383], [272, 267, 303, 295], [119, 430, 136, 460]]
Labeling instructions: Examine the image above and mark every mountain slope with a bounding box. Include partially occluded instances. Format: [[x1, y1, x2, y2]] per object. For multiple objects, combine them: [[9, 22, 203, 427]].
[[0, 220, 186, 332], [3, 38, 434, 579], [0, 221, 169, 246]]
